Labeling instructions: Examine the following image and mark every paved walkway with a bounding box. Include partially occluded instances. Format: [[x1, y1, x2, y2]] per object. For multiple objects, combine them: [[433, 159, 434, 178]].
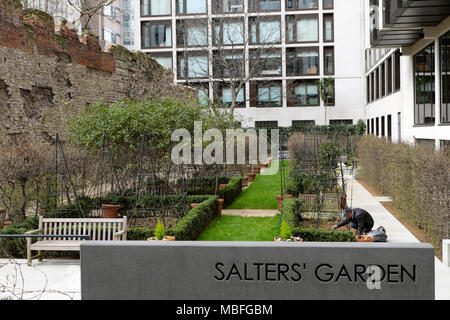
[[346, 177, 450, 300]]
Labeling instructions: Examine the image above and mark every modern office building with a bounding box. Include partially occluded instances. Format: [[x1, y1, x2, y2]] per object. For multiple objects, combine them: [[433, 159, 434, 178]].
[[135, 0, 366, 127], [365, 0, 450, 148]]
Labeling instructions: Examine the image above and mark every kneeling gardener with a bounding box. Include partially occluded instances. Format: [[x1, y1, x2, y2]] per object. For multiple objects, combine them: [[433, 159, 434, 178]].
[[332, 208, 374, 237]]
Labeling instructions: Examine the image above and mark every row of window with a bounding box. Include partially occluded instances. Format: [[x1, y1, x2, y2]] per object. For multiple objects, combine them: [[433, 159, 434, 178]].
[[366, 115, 392, 140], [366, 50, 401, 104], [141, 0, 333, 16], [151, 47, 334, 78], [141, 14, 333, 48], [190, 79, 334, 107]]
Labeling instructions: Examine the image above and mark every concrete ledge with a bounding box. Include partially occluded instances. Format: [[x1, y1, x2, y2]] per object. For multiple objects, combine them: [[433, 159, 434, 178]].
[[81, 241, 434, 300]]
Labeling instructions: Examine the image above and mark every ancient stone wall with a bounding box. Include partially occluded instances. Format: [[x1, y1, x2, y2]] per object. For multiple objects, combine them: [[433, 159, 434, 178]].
[[0, 0, 191, 141]]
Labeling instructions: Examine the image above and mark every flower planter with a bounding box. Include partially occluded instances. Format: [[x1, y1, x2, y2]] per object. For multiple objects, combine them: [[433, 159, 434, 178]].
[[254, 166, 261, 174], [163, 236, 176, 241], [242, 177, 248, 186], [218, 198, 224, 216], [101, 204, 120, 218], [248, 173, 256, 182], [340, 193, 347, 209], [274, 236, 283, 242], [274, 236, 303, 242], [147, 236, 158, 241], [190, 203, 198, 209], [275, 195, 283, 212], [2, 221, 11, 229], [219, 184, 227, 190], [261, 163, 268, 169], [356, 235, 374, 242]]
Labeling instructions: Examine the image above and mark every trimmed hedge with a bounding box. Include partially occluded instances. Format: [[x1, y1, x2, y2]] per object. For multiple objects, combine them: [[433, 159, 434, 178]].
[[292, 227, 355, 242], [280, 197, 303, 229], [0, 216, 39, 258], [219, 176, 243, 207], [171, 196, 219, 240]]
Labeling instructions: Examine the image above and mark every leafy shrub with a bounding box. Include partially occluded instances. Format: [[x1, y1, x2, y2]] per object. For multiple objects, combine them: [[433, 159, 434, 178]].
[[292, 227, 355, 242], [219, 176, 243, 207], [154, 220, 165, 240], [171, 196, 219, 240], [280, 197, 303, 229], [280, 220, 292, 240]]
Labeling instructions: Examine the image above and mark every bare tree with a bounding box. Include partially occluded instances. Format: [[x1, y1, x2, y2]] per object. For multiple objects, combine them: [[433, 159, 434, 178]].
[[67, 0, 115, 30], [176, 3, 284, 114]]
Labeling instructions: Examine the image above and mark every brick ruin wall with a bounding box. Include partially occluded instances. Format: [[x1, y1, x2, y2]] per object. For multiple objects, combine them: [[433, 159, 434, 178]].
[[0, 0, 192, 142]]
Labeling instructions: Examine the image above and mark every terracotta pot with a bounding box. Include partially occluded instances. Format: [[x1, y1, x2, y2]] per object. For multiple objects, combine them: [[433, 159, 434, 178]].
[[2, 221, 11, 229], [219, 184, 227, 190], [218, 198, 224, 216], [286, 194, 294, 198], [248, 173, 256, 182], [261, 163, 268, 169], [163, 236, 176, 241], [340, 193, 347, 209], [242, 177, 248, 186], [254, 166, 261, 174], [190, 203, 198, 209], [276, 195, 283, 212], [274, 236, 283, 242], [101, 204, 120, 218]]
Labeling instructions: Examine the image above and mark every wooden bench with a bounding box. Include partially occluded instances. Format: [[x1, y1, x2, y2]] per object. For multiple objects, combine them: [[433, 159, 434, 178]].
[[25, 216, 127, 266]]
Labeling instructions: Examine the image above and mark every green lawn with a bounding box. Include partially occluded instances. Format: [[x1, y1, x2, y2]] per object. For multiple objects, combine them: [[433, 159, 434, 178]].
[[197, 215, 281, 241], [227, 160, 286, 210]]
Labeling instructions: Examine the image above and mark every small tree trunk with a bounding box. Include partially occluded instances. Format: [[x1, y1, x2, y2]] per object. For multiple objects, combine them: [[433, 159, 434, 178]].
[[20, 179, 27, 222]]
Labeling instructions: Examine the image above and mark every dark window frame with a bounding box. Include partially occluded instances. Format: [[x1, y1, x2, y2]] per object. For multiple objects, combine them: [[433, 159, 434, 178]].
[[414, 42, 435, 125], [286, 14, 319, 44], [141, 0, 172, 17], [323, 0, 333, 10], [287, 79, 320, 107], [249, 16, 282, 45], [141, 20, 172, 49], [324, 46, 334, 75], [440, 31, 450, 124], [252, 81, 283, 107], [287, 47, 320, 76], [286, 0, 318, 11], [176, 0, 208, 15], [177, 20, 208, 48], [249, 0, 281, 12], [323, 13, 334, 42], [177, 52, 209, 79]]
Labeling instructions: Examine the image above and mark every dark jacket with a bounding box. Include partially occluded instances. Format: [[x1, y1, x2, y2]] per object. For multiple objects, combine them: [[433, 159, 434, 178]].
[[336, 208, 374, 235]]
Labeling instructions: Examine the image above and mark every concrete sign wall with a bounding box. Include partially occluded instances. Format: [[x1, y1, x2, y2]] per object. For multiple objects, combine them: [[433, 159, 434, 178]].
[[80, 241, 435, 300]]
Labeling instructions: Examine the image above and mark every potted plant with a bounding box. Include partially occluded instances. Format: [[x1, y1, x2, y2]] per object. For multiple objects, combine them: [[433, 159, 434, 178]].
[[219, 183, 227, 190], [275, 220, 303, 242], [248, 172, 256, 182], [275, 195, 284, 212], [253, 164, 261, 174], [261, 163, 269, 169], [242, 175, 248, 186], [190, 203, 198, 209], [218, 198, 224, 216], [101, 203, 121, 218], [154, 220, 165, 240]]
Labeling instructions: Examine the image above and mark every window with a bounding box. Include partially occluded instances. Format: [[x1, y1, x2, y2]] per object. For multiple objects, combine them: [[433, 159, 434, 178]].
[[257, 84, 282, 106], [103, 4, 116, 19], [213, 0, 243, 13], [323, 0, 333, 9], [146, 0, 171, 16], [177, 0, 207, 14], [215, 21, 244, 45], [414, 43, 435, 125], [292, 120, 315, 126], [370, 72, 374, 102], [324, 47, 334, 75], [221, 86, 245, 107], [141, 0, 149, 16], [366, 76, 370, 104], [151, 55, 173, 69], [381, 62, 385, 97], [387, 56, 392, 94], [375, 67, 379, 100], [440, 30, 450, 123], [381, 116, 385, 136], [287, 15, 318, 43], [387, 115, 392, 141], [371, 118, 374, 134], [178, 54, 208, 79], [250, 18, 281, 44], [213, 52, 243, 78], [366, 119, 370, 134], [289, 80, 319, 106], [142, 22, 172, 48], [102, 28, 116, 44], [323, 14, 333, 42], [286, 0, 318, 10], [178, 21, 208, 47], [250, 0, 281, 11], [251, 50, 282, 76], [394, 49, 401, 91], [376, 117, 379, 136], [287, 48, 319, 76]]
